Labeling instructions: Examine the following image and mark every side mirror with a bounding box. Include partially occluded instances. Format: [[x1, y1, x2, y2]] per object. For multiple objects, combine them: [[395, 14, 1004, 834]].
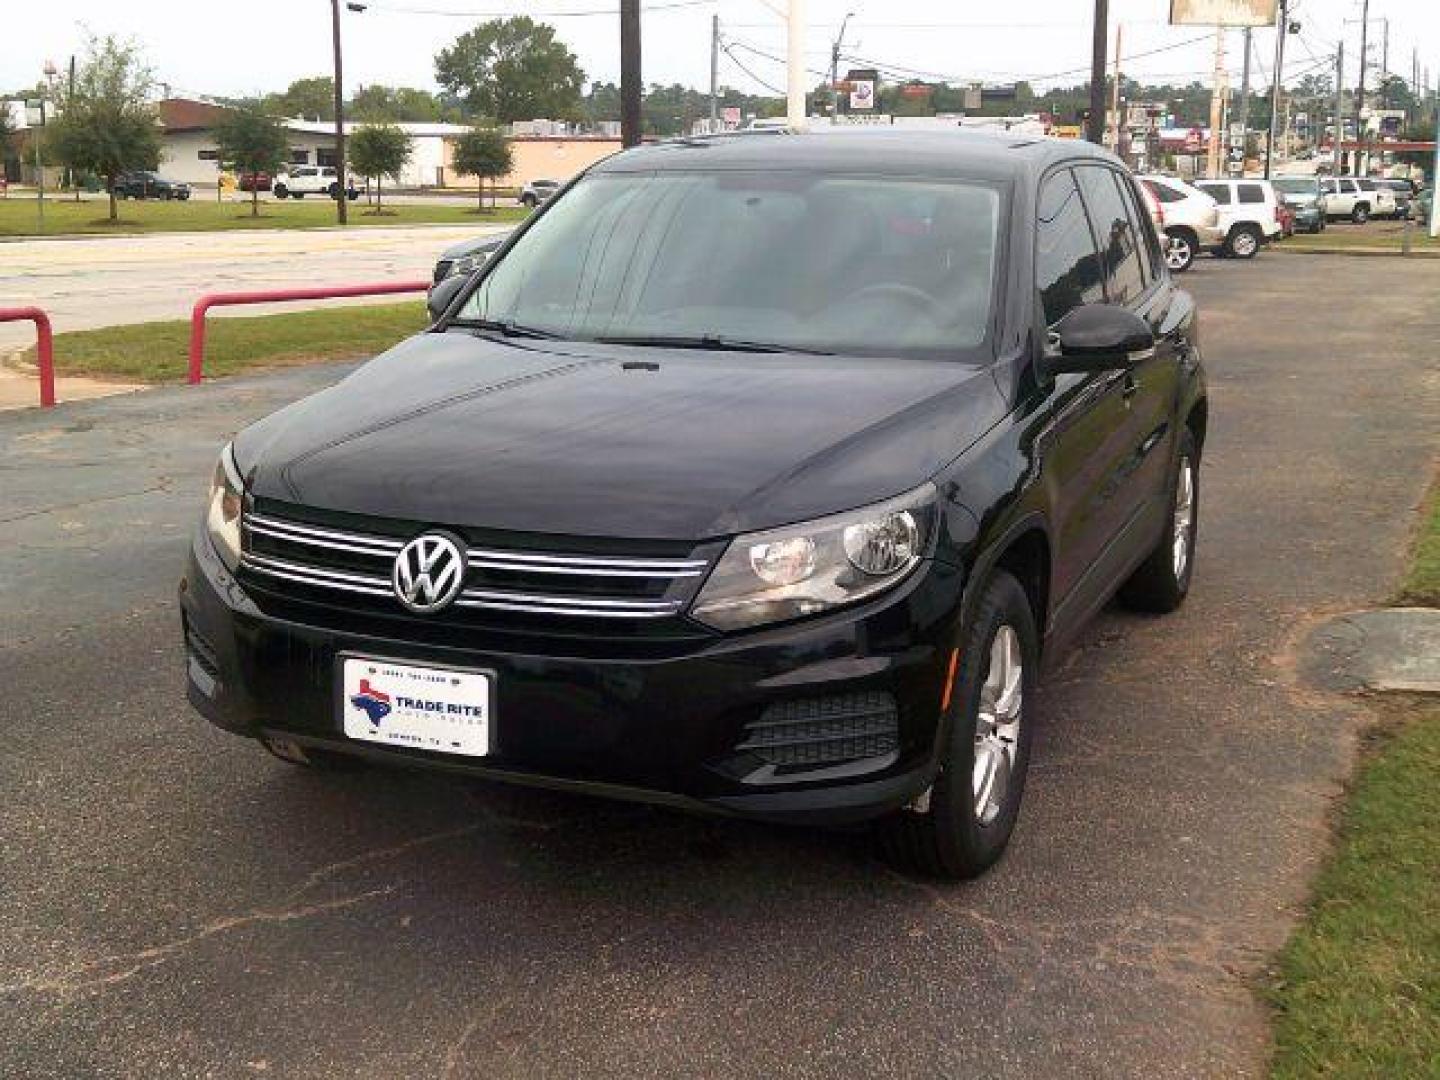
[[1045, 304, 1155, 375], [427, 275, 467, 323]]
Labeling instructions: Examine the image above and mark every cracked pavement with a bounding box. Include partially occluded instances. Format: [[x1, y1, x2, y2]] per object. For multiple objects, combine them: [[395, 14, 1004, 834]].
[[2, 255, 1438, 1078]]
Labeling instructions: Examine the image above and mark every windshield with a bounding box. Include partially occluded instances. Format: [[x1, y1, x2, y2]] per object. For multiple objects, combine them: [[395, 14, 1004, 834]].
[[457, 170, 1001, 356], [1273, 177, 1317, 195]]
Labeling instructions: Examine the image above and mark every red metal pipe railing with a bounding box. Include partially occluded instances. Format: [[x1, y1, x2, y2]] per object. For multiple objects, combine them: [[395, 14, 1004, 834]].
[[2, 306, 55, 408], [187, 280, 431, 385]]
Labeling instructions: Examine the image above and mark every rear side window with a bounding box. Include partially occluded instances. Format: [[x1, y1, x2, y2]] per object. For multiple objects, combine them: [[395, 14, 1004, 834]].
[[1075, 166, 1148, 306], [1237, 184, 1265, 204], [1358, 179, 1376, 191], [1197, 183, 1232, 204], [1144, 180, 1187, 204], [1035, 168, 1105, 326]]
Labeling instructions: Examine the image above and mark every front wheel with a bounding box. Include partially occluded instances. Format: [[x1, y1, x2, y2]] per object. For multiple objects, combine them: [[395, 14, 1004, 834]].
[[272, 184, 288, 199], [1118, 429, 1199, 613], [1163, 229, 1196, 273], [1351, 203, 1370, 224], [1226, 224, 1262, 258], [879, 570, 1038, 880], [521, 194, 537, 208]]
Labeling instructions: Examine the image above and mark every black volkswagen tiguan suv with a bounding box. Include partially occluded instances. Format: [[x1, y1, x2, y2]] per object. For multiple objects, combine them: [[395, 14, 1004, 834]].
[[182, 130, 1207, 879]]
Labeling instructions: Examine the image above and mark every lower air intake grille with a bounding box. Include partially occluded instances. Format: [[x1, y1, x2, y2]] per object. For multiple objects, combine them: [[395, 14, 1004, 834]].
[[738, 692, 899, 768]]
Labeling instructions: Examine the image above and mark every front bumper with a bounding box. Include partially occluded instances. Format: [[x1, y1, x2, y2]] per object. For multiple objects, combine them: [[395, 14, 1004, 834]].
[[179, 531, 961, 825]]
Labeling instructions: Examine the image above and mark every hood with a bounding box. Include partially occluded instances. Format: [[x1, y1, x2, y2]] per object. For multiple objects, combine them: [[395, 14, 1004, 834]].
[[234, 332, 1006, 541], [440, 232, 511, 260]]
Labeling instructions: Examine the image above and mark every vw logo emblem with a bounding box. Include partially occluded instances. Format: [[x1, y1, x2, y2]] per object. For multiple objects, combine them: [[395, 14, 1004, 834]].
[[392, 533, 466, 613]]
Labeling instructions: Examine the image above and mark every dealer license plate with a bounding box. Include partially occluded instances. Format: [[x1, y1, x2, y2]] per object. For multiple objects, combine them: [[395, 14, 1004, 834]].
[[340, 656, 492, 757]]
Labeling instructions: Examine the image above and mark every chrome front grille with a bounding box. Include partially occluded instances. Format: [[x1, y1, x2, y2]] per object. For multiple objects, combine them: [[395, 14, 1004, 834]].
[[239, 508, 711, 623]]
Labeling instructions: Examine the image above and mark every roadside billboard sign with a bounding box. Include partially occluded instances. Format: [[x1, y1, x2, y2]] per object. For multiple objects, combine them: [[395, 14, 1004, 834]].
[[1169, 0, 1277, 27], [849, 80, 875, 110]]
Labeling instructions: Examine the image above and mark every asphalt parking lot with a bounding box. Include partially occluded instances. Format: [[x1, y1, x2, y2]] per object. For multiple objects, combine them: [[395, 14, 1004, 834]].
[[3, 254, 1437, 1078]]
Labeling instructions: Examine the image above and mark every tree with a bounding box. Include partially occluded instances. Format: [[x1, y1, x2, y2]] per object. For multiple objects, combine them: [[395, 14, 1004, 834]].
[[213, 101, 289, 218], [266, 76, 335, 121], [0, 104, 14, 166], [348, 123, 411, 212], [451, 126, 512, 212], [435, 17, 585, 123], [47, 35, 161, 222], [351, 84, 457, 122]]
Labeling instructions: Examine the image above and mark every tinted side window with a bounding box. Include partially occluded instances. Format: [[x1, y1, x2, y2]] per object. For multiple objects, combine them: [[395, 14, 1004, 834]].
[[1114, 172, 1163, 284], [1237, 184, 1265, 204], [1035, 168, 1105, 326], [1357, 179, 1376, 191], [1198, 183, 1232, 204], [1145, 180, 1186, 204], [1075, 166, 1148, 306]]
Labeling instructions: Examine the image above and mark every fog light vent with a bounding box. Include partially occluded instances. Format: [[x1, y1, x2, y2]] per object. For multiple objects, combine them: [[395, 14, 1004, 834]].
[[184, 621, 221, 682], [737, 691, 899, 767]]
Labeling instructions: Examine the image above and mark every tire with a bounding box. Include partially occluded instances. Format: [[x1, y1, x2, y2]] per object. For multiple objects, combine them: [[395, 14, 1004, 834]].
[[1163, 228, 1196, 273], [272, 184, 288, 199], [262, 736, 364, 771], [1118, 428, 1199, 614], [1351, 203, 1370, 224], [293, 192, 305, 200], [521, 194, 537, 208], [878, 570, 1038, 880], [328, 182, 341, 199], [1226, 223, 1262, 258]]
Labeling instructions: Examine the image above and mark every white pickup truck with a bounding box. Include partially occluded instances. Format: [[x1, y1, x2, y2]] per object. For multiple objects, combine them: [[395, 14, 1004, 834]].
[[1318, 176, 1397, 223], [273, 166, 359, 201]]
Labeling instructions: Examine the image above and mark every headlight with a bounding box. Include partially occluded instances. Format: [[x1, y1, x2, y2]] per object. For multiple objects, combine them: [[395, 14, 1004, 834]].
[[205, 443, 244, 571], [690, 484, 936, 632]]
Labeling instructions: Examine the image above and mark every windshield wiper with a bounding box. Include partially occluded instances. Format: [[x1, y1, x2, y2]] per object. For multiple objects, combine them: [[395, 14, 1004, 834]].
[[593, 333, 834, 355], [450, 317, 562, 340]]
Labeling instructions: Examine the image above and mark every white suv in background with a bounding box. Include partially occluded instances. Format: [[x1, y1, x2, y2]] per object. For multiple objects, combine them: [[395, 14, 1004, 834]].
[[273, 165, 359, 201], [1137, 175, 1225, 273], [1319, 176, 1398, 223], [1193, 178, 1283, 258]]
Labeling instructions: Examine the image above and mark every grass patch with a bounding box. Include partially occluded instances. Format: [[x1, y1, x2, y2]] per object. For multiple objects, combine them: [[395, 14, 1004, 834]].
[[1284, 223, 1440, 251], [20, 301, 427, 382], [1268, 469, 1440, 1077], [1396, 480, 1440, 607], [0, 196, 526, 236], [1268, 701, 1440, 1079]]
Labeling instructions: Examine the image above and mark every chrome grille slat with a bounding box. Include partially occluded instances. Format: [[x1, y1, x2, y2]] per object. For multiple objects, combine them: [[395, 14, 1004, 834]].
[[240, 507, 709, 623]]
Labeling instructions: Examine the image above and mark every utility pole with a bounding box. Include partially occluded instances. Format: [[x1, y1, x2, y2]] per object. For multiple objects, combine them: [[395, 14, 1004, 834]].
[[330, 0, 348, 225], [1264, 0, 1287, 178], [1431, 79, 1440, 237], [829, 11, 854, 125], [1110, 22, 1123, 153], [786, 0, 806, 130], [1355, 0, 1369, 174], [620, 0, 642, 146], [1087, 0, 1108, 144], [1207, 28, 1226, 178], [1238, 26, 1253, 140], [1333, 40, 1345, 175], [709, 14, 720, 127]]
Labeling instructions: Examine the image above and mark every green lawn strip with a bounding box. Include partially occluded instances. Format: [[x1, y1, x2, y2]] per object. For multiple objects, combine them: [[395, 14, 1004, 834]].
[[1284, 226, 1440, 251], [0, 197, 526, 236], [1268, 701, 1440, 1080], [20, 301, 427, 382], [1396, 480, 1440, 607]]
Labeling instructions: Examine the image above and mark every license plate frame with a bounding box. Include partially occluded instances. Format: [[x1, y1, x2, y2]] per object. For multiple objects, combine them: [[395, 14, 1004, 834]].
[[336, 653, 495, 759]]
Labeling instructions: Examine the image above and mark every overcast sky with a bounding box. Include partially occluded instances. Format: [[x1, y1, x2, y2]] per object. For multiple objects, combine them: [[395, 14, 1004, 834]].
[[6, 0, 1434, 105]]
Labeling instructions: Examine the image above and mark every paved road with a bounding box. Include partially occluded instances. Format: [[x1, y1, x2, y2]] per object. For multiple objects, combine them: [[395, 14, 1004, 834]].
[[0, 223, 500, 350], [3, 256, 1437, 1078]]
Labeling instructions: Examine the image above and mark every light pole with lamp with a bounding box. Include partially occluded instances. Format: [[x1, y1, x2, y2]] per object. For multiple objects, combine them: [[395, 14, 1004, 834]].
[[331, 1, 366, 225], [830, 11, 855, 124]]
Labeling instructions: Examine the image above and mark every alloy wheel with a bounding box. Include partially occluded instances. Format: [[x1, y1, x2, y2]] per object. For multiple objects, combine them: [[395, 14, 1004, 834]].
[[973, 625, 1023, 826], [1172, 455, 1195, 580], [1165, 235, 1193, 271]]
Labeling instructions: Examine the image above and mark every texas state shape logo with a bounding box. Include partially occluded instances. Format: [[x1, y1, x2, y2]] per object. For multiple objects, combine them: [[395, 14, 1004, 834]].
[[350, 678, 393, 726]]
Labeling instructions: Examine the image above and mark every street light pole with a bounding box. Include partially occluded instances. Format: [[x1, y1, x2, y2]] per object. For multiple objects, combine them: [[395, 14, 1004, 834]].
[[1264, 0, 1288, 178], [620, 0, 642, 147], [787, 0, 807, 130], [1087, 0, 1109, 144], [830, 11, 854, 125], [331, 0, 348, 225]]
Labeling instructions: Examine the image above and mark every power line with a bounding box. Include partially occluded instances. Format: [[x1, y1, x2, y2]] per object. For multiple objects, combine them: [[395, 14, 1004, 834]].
[[360, 0, 713, 17], [719, 43, 784, 95]]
